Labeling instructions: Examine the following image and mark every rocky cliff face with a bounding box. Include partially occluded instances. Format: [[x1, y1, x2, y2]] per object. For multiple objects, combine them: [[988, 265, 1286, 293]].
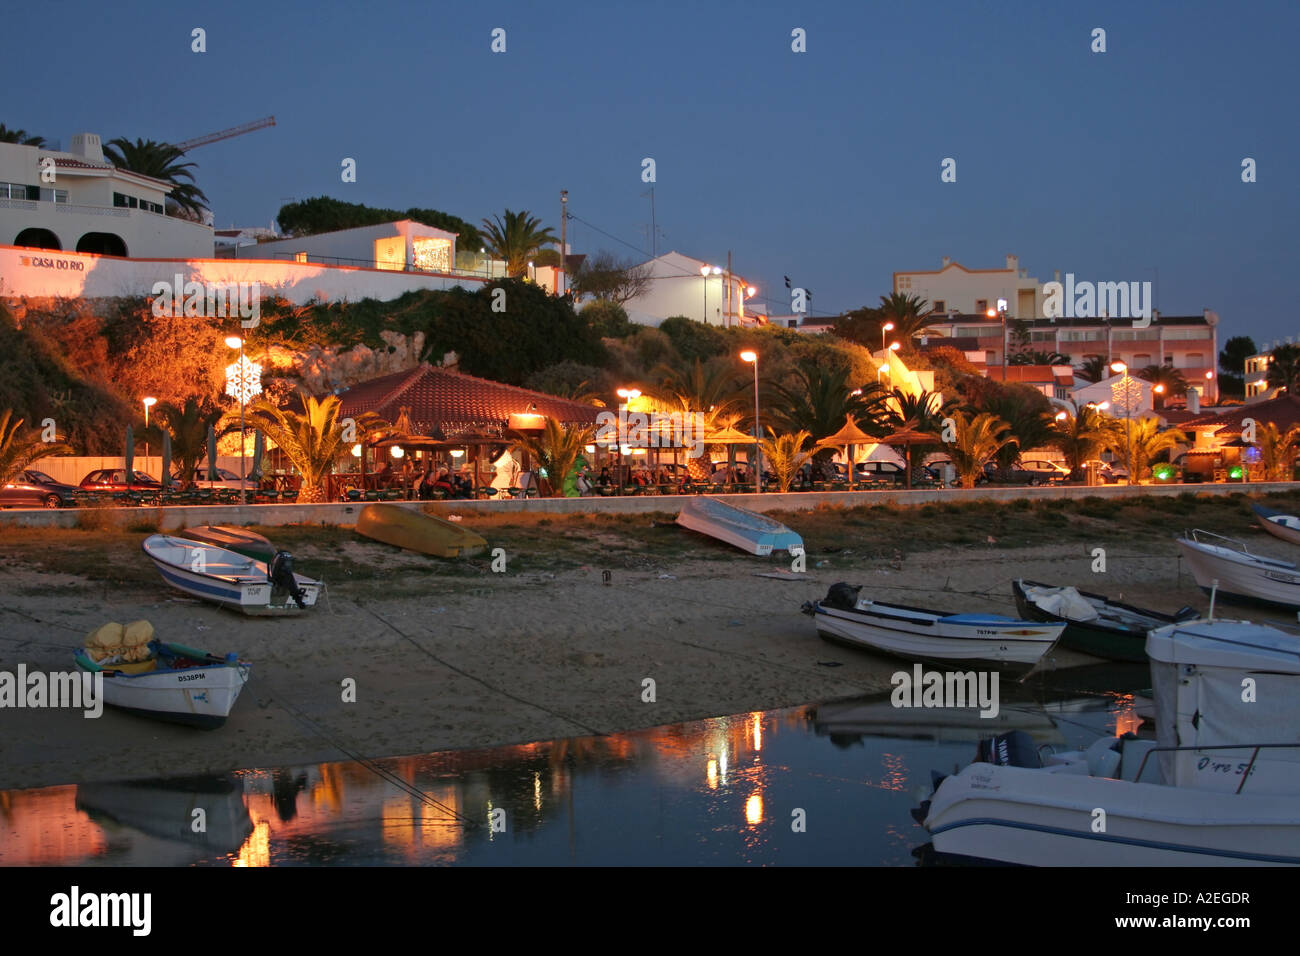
[[265, 330, 428, 392]]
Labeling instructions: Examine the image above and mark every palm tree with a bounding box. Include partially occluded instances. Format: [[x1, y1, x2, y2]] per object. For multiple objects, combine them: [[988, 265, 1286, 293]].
[[1266, 344, 1300, 394], [974, 387, 1055, 475], [512, 419, 596, 497], [1049, 405, 1112, 476], [237, 392, 386, 502], [1075, 356, 1109, 384], [1107, 417, 1186, 483], [648, 357, 743, 426], [946, 411, 1015, 489], [765, 362, 889, 442], [1255, 422, 1300, 481], [876, 292, 936, 347], [0, 125, 45, 147], [102, 138, 209, 218], [1008, 350, 1071, 366], [480, 209, 557, 278], [883, 387, 953, 483], [758, 429, 816, 492], [0, 410, 69, 485], [152, 397, 226, 486], [1137, 364, 1188, 408]]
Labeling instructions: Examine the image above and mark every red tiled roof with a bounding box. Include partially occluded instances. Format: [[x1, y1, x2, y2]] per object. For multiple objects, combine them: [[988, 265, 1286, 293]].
[[52, 158, 111, 170], [334, 364, 600, 437], [1180, 394, 1300, 435], [1001, 364, 1074, 386]]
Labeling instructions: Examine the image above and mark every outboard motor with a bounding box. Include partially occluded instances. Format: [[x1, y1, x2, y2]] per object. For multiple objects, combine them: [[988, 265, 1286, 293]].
[[824, 582, 862, 610], [975, 730, 1041, 769], [267, 550, 308, 609]]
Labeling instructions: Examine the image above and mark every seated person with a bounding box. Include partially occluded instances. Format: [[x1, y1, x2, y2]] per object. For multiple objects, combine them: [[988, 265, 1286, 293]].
[[432, 468, 455, 494], [597, 467, 612, 487]]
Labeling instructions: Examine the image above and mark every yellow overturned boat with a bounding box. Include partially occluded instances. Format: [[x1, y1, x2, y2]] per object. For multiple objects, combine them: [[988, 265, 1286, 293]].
[[354, 503, 488, 558]]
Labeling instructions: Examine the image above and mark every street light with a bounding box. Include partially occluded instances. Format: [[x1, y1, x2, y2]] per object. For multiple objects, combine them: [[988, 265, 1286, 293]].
[[882, 321, 895, 352], [889, 341, 901, 353], [224, 335, 261, 497], [877, 362, 890, 384], [700, 265, 711, 323], [1111, 361, 1132, 484], [142, 396, 156, 470], [740, 350, 761, 494]]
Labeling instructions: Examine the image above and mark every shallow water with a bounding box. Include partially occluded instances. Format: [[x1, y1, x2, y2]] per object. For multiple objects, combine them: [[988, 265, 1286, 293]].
[[0, 666, 1148, 866]]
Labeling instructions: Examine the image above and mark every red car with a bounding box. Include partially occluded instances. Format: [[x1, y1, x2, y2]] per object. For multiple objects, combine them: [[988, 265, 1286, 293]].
[[79, 469, 164, 494]]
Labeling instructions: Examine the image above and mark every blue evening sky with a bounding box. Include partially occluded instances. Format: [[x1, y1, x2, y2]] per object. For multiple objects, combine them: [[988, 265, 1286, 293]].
[[7, 0, 1297, 345]]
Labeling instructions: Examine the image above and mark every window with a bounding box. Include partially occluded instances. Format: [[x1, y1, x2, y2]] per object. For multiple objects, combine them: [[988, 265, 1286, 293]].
[[0, 181, 37, 200], [295, 252, 308, 263], [932, 300, 945, 312], [975, 299, 988, 313]]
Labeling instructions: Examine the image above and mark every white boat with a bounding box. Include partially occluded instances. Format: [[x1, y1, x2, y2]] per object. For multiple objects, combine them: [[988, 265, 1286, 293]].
[[142, 533, 321, 615], [75, 639, 251, 729], [76, 776, 255, 853], [1252, 503, 1300, 547], [1176, 528, 1300, 609], [676, 496, 803, 557], [802, 583, 1065, 675], [813, 696, 1066, 745], [920, 618, 1300, 865]]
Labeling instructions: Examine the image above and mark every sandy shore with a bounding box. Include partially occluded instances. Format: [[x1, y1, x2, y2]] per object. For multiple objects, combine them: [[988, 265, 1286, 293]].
[[2, 522, 1295, 791]]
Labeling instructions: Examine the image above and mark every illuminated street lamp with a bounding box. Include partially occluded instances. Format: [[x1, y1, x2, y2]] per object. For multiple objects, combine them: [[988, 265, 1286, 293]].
[[888, 341, 901, 353], [224, 335, 261, 496], [740, 350, 761, 494], [142, 396, 156, 466], [882, 321, 895, 352], [877, 362, 890, 384]]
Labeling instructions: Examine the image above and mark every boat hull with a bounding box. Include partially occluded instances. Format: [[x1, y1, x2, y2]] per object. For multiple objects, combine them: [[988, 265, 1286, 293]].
[[926, 762, 1300, 866], [676, 497, 803, 556], [174, 525, 275, 563], [143, 534, 320, 615], [75, 646, 250, 729], [1176, 537, 1300, 609], [1252, 503, 1300, 547], [1011, 579, 1188, 663], [810, 600, 1062, 674], [355, 504, 487, 558]]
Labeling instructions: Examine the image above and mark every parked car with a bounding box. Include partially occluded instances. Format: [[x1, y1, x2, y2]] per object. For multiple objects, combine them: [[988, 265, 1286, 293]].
[[981, 462, 1050, 485], [1019, 459, 1071, 481], [173, 466, 255, 492], [79, 469, 163, 494], [0, 469, 82, 508], [1079, 459, 1127, 484], [834, 461, 941, 484]]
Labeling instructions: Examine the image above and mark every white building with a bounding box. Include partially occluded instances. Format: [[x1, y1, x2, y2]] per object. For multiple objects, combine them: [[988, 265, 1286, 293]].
[[0, 133, 212, 258], [1070, 373, 1154, 418], [621, 251, 757, 327], [228, 219, 466, 274], [894, 255, 1042, 318]]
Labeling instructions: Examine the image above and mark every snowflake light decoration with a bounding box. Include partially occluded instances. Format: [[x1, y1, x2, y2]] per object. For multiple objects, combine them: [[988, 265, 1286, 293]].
[[225, 354, 263, 405], [1109, 375, 1143, 418]]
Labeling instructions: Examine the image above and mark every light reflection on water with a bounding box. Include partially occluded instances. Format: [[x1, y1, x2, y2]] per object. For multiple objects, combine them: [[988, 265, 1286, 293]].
[[0, 676, 1144, 867]]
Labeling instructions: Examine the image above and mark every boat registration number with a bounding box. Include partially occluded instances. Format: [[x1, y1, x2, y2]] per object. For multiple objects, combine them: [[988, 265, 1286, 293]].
[[1265, 571, 1300, 584], [177, 673, 206, 683]]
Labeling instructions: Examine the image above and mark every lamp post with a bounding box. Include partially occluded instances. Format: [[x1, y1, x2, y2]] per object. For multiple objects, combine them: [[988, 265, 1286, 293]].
[[877, 363, 890, 384], [1111, 361, 1131, 484], [741, 350, 761, 494], [882, 321, 894, 352], [142, 396, 156, 471], [225, 335, 261, 496]]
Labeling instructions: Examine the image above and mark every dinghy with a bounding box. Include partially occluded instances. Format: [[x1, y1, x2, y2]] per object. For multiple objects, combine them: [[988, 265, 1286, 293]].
[[142, 533, 320, 615], [74, 621, 250, 729], [354, 503, 487, 558], [1012, 579, 1198, 662], [76, 777, 255, 853], [174, 525, 275, 563], [918, 619, 1300, 866], [1252, 502, 1300, 547], [1176, 529, 1300, 609], [802, 583, 1064, 675], [676, 496, 803, 557]]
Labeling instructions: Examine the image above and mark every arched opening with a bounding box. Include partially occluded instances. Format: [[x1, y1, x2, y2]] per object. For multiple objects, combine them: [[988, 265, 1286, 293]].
[[13, 228, 61, 250], [75, 232, 128, 257]]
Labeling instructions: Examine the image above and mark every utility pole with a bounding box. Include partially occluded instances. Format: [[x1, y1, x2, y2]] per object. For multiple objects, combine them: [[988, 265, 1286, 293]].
[[726, 250, 733, 327], [559, 190, 568, 297]]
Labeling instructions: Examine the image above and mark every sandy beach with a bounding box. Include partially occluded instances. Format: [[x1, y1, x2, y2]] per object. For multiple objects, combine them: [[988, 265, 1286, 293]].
[[3, 495, 1298, 792]]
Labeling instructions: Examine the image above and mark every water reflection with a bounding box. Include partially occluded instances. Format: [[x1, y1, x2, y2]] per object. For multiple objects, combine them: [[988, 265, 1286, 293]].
[[0, 686, 1139, 867]]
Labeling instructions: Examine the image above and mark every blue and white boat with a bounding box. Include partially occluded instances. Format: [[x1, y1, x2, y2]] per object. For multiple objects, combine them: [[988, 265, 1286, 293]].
[[675, 496, 803, 556], [919, 618, 1300, 866], [803, 583, 1065, 675], [142, 533, 320, 615], [1176, 529, 1300, 609]]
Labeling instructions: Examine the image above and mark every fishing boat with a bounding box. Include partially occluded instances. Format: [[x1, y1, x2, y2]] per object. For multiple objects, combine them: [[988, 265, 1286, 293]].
[[142, 533, 320, 615], [802, 583, 1065, 675], [1012, 579, 1199, 662], [174, 525, 276, 563], [676, 496, 803, 557], [76, 776, 255, 853], [354, 503, 487, 558], [1251, 502, 1300, 547], [1176, 528, 1300, 609], [74, 628, 251, 729], [918, 619, 1300, 866]]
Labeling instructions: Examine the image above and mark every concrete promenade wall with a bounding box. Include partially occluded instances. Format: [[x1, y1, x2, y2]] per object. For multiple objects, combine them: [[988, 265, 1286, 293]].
[[1, 481, 1294, 531]]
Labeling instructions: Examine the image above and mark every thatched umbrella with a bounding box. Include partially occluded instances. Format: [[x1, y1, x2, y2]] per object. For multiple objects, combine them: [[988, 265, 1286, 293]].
[[879, 425, 939, 489], [816, 414, 876, 484], [704, 424, 757, 482]]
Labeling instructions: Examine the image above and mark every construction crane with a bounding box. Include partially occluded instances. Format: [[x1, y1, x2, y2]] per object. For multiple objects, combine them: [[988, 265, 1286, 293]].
[[175, 116, 276, 152]]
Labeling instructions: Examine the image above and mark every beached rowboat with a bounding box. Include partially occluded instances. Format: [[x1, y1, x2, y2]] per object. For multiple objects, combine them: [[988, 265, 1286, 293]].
[[74, 639, 251, 729], [802, 583, 1064, 675], [1012, 579, 1198, 662], [1176, 529, 1300, 609], [354, 504, 487, 558], [1251, 503, 1300, 547], [142, 534, 320, 615], [676, 496, 803, 556], [174, 525, 276, 563]]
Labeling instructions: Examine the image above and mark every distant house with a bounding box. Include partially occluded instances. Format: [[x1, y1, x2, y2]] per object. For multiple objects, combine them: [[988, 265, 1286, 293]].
[[230, 219, 470, 274], [894, 255, 1042, 319], [1071, 373, 1154, 418], [620, 251, 758, 328], [999, 364, 1074, 401]]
